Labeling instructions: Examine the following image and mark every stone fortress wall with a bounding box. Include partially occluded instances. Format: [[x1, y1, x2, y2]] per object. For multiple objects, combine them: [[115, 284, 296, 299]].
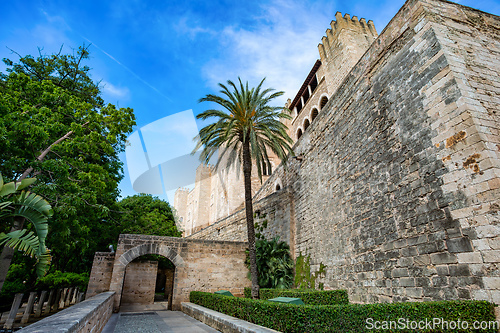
[[174, 145, 278, 236], [188, 0, 500, 305]]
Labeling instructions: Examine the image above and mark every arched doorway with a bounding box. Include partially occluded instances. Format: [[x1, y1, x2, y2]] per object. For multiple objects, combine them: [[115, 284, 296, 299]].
[[120, 255, 176, 310], [109, 242, 186, 311], [92, 235, 251, 312]]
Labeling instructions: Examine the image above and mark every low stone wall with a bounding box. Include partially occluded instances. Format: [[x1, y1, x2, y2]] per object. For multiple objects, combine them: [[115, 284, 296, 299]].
[[86, 252, 115, 299], [18, 291, 115, 333], [181, 302, 280, 333]]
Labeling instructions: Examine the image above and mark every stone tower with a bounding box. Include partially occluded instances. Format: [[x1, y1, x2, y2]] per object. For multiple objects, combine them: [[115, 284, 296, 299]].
[[173, 187, 189, 234], [317, 12, 378, 96], [287, 12, 378, 143]]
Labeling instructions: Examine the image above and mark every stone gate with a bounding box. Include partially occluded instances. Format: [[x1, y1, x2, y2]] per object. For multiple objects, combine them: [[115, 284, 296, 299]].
[[86, 234, 250, 311]]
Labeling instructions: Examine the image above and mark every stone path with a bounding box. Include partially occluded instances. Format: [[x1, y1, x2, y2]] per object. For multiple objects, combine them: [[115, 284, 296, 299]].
[[102, 304, 219, 333]]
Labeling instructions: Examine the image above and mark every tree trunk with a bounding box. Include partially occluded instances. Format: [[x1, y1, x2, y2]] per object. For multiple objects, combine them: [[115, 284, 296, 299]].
[[242, 140, 259, 299], [0, 216, 25, 291]]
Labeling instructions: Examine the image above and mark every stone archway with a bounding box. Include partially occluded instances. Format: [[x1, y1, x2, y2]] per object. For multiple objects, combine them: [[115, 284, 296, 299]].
[[87, 234, 250, 311], [109, 243, 185, 310]]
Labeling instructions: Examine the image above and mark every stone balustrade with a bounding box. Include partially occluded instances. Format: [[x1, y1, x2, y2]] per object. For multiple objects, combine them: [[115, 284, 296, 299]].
[[17, 291, 114, 333]]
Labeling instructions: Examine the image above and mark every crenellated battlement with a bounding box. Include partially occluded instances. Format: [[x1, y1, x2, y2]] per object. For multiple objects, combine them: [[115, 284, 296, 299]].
[[318, 12, 377, 63]]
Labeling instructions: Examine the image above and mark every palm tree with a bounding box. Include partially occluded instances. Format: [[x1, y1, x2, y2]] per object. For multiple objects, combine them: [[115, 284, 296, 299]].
[[0, 173, 53, 291], [193, 78, 293, 299]]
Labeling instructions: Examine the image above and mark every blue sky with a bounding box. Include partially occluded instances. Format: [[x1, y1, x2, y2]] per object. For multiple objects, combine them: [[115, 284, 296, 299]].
[[1, 0, 499, 202]]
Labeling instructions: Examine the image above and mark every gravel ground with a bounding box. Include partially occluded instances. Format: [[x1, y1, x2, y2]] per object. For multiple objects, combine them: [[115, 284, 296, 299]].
[[113, 313, 161, 333]]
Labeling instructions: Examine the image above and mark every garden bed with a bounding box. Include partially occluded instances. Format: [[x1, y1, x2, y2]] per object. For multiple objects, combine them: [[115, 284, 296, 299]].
[[191, 291, 497, 332]]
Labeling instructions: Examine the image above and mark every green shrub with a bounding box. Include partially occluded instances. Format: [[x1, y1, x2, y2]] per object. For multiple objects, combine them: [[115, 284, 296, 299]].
[[190, 291, 497, 333], [35, 271, 89, 292], [245, 237, 293, 289], [244, 287, 349, 305]]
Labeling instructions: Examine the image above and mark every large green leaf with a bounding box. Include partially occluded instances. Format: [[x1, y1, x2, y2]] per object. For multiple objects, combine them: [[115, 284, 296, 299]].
[[0, 174, 52, 278], [14, 191, 54, 217], [0, 181, 17, 197], [0, 229, 39, 257], [16, 178, 37, 191], [0, 230, 51, 277]]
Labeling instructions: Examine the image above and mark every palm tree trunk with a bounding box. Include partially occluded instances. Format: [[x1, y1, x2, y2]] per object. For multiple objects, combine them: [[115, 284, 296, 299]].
[[0, 216, 25, 291], [242, 140, 259, 299]]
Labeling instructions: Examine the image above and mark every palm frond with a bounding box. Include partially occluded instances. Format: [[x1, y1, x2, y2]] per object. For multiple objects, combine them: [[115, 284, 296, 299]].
[[193, 77, 294, 180], [0, 229, 39, 257]]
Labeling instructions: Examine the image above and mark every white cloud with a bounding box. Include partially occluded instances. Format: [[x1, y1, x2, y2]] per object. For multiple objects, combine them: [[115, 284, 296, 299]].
[[101, 80, 130, 99], [174, 16, 215, 39], [202, 0, 337, 105]]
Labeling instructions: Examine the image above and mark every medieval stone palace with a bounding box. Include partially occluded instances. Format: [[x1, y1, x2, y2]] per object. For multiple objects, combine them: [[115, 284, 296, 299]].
[[174, 0, 500, 305]]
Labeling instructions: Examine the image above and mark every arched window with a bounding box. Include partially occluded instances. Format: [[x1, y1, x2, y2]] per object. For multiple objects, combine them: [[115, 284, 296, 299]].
[[320, 96, 328, 110], [311, 108, 319, 121], [297, 128, 303, 139], [276, 184, 281, 191], [262, 162, 272, 176], [304, 118, 310, 131]]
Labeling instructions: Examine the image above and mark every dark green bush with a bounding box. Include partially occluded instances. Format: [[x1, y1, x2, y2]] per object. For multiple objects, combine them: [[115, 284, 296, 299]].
[[35, 271, 89, 292], [191, 291, 497, 333], [245, 237, 294, 289], [244, 287, 349, 305]]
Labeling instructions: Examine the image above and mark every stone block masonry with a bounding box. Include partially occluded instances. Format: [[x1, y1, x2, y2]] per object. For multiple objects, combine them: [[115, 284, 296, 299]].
[[190, 0, 500, 305], [107, 234, 250, 311], [18, 291, 115, 333], [86, 252, 115, 299], [190, 189, 295, 257], [121, 260, 158, 304]]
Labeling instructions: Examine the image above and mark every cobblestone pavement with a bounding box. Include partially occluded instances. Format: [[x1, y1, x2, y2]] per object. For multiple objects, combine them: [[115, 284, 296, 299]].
[[103, 311, 219, 333]]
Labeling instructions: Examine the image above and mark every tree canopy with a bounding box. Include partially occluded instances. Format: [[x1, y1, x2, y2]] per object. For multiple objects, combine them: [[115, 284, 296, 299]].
[[0, 45, 136, 273], [117, 194, 182, 237]]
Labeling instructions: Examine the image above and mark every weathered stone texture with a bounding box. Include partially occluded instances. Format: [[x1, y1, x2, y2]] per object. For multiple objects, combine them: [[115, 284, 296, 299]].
[[189, 190, 295, 255], [190, 0, 500, 304], [181, 302, 280, 333], [108, 234, 250, 311], [86, 252, 115, 299], [18, 291, 115, 333], [175, 160, 276, 237], [121, 260, 158, 304]]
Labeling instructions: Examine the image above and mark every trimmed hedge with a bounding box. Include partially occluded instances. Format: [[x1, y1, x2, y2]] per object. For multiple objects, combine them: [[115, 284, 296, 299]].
[[190, 291, 497, 333], [244, 287, 348, 305]]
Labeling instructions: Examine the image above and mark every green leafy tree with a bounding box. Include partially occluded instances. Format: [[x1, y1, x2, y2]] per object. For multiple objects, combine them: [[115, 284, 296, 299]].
[[117, 194, 182, 237], [194, 78, 293, 298], [0, 174, 53, 290], [246, 237, 294, 289], [0, 45, 136, 285]]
